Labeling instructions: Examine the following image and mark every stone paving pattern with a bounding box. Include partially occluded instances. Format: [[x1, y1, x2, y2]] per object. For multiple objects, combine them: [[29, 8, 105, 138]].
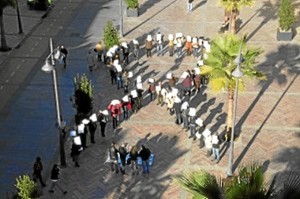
[[0, 0, 300, 198]]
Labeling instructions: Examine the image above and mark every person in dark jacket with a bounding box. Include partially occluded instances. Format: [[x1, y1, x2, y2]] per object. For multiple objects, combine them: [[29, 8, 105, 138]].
[[174, 96, 182, 125], [139, 145, 151, 174], [130, 145, 139, 175], [48, 164, 67, 194], [98, 110, 108, 137], [60, 46, 68, 69], [33, 156, 46, 187], [118, 144, 127, 175], [88, 113, 97, 144], [71, 139, 82, 167], [110, 66, 117, 85]]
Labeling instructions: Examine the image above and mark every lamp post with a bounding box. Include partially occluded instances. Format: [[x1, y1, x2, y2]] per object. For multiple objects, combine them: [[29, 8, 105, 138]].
[[41, 38, 66, 167], [119, 0, 123, 37], [227, 43, 244, 177]]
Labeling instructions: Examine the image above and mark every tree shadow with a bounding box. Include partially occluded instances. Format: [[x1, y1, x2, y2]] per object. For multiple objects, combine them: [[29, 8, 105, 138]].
[[192, 0, 207, 12], [138, 0, 162, 16]]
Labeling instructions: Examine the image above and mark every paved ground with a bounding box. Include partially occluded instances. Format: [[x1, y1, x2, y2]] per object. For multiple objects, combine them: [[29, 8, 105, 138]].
[[0, 0, 300, 198]]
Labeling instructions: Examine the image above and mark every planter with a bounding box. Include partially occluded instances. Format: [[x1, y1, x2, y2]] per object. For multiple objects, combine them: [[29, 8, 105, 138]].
[[126, 7, 139, 17], [277, 28, 293, 41]]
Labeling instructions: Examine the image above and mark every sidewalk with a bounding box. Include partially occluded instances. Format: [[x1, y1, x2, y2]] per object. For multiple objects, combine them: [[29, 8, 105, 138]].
[[0, 0, 299, 198]]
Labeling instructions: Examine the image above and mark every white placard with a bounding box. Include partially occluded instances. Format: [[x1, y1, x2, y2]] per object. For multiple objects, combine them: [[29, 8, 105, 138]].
[[131, 90, 138, 98], [128, 71, 133, 78], [77, 124, 85, 134], [89, 113, 97, 122], [168, 34, 174, 40], [122, 95, 129, 102], [189, 107, 196, 116], [195, 118, 203, 127], [186, 35, 192, 42], [74, 136, 82, 145], [202, 128, 211, 137]]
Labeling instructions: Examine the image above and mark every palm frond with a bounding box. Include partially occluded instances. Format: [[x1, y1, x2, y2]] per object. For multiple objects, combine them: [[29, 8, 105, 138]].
[[174, 170, 223, 199]]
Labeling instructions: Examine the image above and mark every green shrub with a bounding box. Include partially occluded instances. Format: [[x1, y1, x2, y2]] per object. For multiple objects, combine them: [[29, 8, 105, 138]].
[[279, 0, 295, 31], [103, 21, 120, 50], [125, 0, 138, 9], [73, 74, 93, 115], [15, 175, 38, 199]]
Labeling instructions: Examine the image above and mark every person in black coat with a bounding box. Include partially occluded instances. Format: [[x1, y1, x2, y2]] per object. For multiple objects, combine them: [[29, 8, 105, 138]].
[[71, 140, 82, 167], [118, 144, 127, 175], [60, 46, 68, 69], [109, 142, 119, 173], [139, 145, 151, 174], [48, 164, 67, 194], [33, 156, 46, 187], [130, 145, 139, 175], [98, 111, 108, 137]]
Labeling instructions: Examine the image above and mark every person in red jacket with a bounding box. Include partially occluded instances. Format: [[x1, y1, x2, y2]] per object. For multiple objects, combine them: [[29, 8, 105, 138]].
[[108, 102, 122, 130]]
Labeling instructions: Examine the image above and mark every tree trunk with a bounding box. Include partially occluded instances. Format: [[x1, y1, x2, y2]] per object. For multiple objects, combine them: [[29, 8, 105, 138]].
[[0, 8, 11, 52], [230, 10, 237, 34], [227, 89, 234, 132]]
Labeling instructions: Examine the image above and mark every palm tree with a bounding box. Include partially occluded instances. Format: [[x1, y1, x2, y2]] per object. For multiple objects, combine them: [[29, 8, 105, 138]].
[[219, 0, 255, 34], [175, 163, 269, 199], [200, 34, 265, 133], [0, 0, 16, 51]]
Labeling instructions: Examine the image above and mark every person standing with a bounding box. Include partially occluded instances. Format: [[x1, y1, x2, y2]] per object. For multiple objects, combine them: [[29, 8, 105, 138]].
[[109, 142, 119, 173], [181, 101, 189, 130], [60, 46, 68, 69], [129, 145, 139, 175], [155, 81, 163, 105], [175, 36, 183, 58], [188, 108, 197, 138], [48, 164, 67, 194], [174, 96, 182, 125], [122, 70, 129, 94], [186, 35, 192, 56], [71, 136, 82, 167], [187, 0, 193, 13], [156, 31, 163, 56], [33, 157, 46, 187], [139, 145, 151, 174], [98, 110, 108, 137], [110, 66, 117, 85], [148, 78, 156, 101], [132, 39, 139, 60], [168, 34, 174, 57], [145, 35, 153, 57], [203, 129, 213, 157], [95, 41, 103, 62], [122, 95, 131, 120], [212, 132, 221, 163], [88, 113, 98, 144], [87, 50, 95, 72], [118, 144, 127, 175]]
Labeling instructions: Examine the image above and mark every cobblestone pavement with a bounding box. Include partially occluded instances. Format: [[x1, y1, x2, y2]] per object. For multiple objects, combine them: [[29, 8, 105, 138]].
[[1, 0, 300, 198]]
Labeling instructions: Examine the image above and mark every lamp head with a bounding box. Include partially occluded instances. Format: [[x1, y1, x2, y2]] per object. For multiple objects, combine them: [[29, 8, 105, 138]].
[[232, 65, 243, 78], [41, 61, 54, 73]]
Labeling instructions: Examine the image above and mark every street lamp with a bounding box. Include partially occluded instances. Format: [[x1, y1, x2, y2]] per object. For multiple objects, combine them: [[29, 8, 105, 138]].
[[119, 0, 123, 37], [41, 38, 66, 167], [227, 43, 244, 177]]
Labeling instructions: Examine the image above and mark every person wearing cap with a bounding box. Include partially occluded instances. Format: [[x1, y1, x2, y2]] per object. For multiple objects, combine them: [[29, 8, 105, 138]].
[[212, 132, 220, 163], [60, 45, 68, 68], [145, 35, 153, 57], [98, 110, 108, 137], [156, 31, 163, 56]]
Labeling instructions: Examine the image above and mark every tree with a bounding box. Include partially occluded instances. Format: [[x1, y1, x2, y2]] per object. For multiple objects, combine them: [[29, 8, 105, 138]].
[[219, 0, 255, 34], [200, 34, 265, 133], [0, 0, 16, 51], [15, 174, 38, 199], [175, 163, 269, 199], [103, 21, 120, 50], [73, 74, 94, 116]]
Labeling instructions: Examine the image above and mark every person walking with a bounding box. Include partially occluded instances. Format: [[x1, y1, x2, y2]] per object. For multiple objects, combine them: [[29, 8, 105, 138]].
[[148, 78, 156, 101], [175, 35, 183, 57], [168, 34, 174, 57], [145, 35, 153, 57], [95, 41, 103, 62], [123, 70, 129, 94], [71, 136, 82, 167], [33, 157, 46, 187], [98, 110, 108, 137], [212, 132, 221, 163], [60, 46, 68, 69], [129, 145, 139, 175], [188, 108, 197, 138], [87, 50, 95, 72], [109, 66, 117, 85], [155, 81, 163, 105], [139, 145, 151, 174], [48, 164, 67, 194], [121, 42, 130, 65], [122, 95, 131, 120]]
